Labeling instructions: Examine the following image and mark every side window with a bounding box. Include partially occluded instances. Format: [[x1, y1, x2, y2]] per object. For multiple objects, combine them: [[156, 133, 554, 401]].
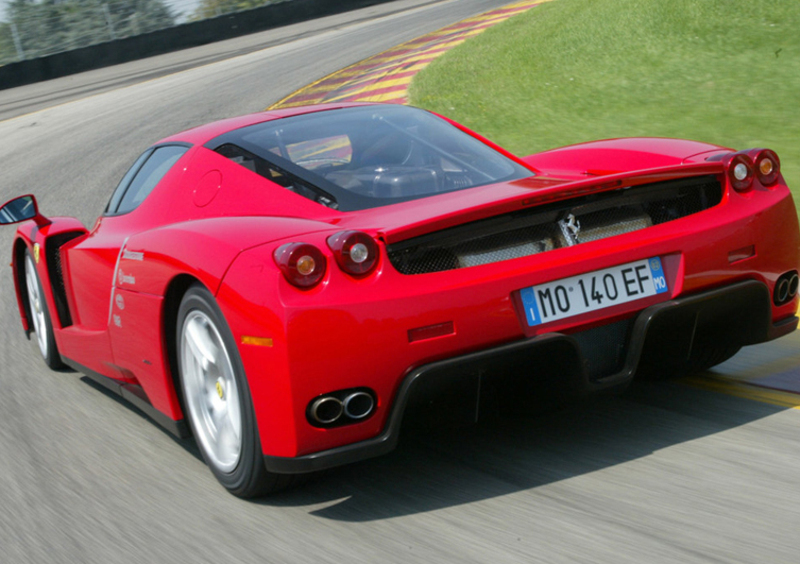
[[105, 149, 152, 214], [116, 145, 188, 214], [108, 145, 189, 215]]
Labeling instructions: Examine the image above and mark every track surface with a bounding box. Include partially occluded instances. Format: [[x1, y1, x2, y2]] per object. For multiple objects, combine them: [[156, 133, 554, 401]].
[[2, 1, 800, 562]]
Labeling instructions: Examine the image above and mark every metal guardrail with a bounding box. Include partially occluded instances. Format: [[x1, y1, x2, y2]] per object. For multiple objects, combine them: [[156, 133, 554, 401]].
[[0, 0, 395, 90]]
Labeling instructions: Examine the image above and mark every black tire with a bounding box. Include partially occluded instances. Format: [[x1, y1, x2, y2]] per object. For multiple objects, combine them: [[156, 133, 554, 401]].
[[176, 283, 295, 497], [23, 250, 64, 369]]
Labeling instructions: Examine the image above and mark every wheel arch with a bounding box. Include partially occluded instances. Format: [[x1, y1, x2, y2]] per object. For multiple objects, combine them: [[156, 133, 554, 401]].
[[12, 236, 33, 334], [168, 277, 299, 496], [10, 218, 88, 333], [162, 273, 205, 427]]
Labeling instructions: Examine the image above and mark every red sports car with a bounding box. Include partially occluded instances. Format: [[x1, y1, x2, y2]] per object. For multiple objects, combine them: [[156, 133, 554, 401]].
[[2, 103, 798, 496]]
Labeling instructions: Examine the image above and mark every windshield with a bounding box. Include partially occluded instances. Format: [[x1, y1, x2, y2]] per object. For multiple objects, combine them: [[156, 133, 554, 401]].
[[207, 105, 533, 211]]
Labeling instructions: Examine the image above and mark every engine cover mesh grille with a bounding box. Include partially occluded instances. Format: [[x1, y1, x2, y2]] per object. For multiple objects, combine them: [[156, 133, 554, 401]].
[[387, 175, 721, 275]]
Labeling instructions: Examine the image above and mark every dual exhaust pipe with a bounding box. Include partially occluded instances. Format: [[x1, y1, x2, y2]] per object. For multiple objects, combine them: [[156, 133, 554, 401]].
[[774, 271, 799, 306], [308, 389, 376, 427]]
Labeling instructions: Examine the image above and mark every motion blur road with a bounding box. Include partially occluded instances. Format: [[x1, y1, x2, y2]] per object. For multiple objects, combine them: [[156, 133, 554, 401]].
[[2, 1, 800, 562]]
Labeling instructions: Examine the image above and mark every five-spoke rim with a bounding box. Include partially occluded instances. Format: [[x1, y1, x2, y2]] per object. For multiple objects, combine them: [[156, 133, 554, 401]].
[[25, 254, 48, 359], [180, 310, 242, 473]]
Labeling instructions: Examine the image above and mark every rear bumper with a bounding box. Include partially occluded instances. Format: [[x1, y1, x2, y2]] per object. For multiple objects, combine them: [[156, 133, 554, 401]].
[[264, 279, 797, 473]]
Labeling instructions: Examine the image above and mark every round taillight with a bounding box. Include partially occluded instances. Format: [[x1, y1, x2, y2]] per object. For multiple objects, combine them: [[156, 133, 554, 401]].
[[273, 242, 327, 288], [727, 153, 754, 192], [327, 231, 379, 276], [753, 149, 780, 186]]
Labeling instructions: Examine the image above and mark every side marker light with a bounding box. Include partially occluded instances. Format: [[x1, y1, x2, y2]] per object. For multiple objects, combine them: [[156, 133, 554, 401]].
[[241, 336, 273, 347]]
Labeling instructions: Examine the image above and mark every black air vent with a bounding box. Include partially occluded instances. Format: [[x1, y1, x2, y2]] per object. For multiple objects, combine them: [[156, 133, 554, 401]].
[[46, 231, 84, 327]]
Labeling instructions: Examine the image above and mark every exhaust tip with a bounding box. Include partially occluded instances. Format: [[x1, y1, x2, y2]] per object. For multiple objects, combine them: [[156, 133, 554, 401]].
[[309, 397, 343, 425], [777, 279, 790, 303], [307, 388, 377, 427], [773, 270, 799, 306], [790, 274, 799, 298], [343, 391, 375, 420]]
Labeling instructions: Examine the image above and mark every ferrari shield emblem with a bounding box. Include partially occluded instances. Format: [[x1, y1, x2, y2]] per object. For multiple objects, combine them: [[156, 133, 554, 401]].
[[33, 243, 41, 264]]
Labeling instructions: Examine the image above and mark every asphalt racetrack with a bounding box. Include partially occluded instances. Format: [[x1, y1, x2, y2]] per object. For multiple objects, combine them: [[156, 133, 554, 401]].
[[2, 1, 800, 562]]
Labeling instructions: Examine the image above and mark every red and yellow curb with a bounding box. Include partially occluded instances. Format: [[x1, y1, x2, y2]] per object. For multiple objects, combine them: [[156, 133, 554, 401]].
[[268, 0, 551, 109]]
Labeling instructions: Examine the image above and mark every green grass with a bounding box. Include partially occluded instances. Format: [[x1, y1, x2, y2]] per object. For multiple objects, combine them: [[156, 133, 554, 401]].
[[411, 0, 800, 207]]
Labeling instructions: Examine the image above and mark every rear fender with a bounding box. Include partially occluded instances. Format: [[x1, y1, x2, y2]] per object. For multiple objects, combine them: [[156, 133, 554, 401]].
[[12, 218, 88, 333], [522, 138, 732, 177], [105, 216, 330, 427]]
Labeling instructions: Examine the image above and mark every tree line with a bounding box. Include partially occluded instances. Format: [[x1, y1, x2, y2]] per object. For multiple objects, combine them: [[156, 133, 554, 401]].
[[0, 0, 279, 65]]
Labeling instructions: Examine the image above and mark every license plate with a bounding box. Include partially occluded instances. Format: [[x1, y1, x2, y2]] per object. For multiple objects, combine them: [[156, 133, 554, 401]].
[[520, 257, 668, 327]]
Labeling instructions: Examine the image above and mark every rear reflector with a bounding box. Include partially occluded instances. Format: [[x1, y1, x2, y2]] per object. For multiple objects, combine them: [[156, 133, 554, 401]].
[[408, 321, 455, 343], [728, 245, 755, 264]]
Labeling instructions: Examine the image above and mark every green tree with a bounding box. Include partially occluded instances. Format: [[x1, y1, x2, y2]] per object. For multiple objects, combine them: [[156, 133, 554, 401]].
[[0, 22, 19, 64], [192, 0, 273, 21], [7, 0, 175, 59]]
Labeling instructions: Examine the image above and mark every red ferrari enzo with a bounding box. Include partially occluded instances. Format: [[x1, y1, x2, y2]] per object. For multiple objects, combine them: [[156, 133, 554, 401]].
[[2, 103, 798, 496]]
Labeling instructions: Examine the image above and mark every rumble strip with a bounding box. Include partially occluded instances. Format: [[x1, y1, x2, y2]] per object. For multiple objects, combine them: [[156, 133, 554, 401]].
[[269, 0, 552, 109]]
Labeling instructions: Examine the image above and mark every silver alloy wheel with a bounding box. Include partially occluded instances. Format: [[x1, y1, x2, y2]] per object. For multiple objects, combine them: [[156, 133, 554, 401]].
[[180, 310, 243, 473], [25, 254, 48, 359]]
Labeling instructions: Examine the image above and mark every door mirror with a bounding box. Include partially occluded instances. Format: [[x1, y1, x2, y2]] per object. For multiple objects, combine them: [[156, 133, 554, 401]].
[[0, 195, 48, 226]]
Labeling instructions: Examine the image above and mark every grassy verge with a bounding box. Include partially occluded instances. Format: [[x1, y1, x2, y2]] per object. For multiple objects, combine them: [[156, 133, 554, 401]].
[[411, 0, 800, 207]]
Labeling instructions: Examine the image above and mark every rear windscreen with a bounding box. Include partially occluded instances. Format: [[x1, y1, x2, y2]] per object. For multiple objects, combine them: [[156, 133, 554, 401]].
[[208, 105, 533, 211]]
